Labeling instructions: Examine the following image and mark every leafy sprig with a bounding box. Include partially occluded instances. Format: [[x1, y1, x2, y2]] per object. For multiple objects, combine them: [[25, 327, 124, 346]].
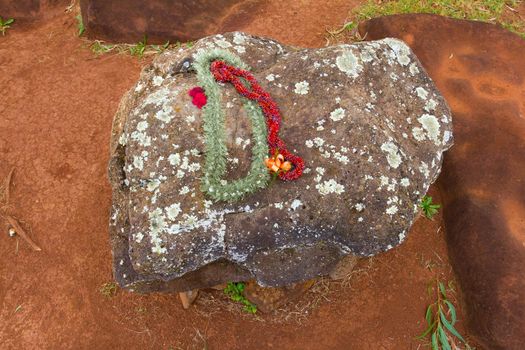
[[224, 282, 257, 314], [0, 17, 14, 36], [420, 195, 441, 219], [418, 280, 472, 350]]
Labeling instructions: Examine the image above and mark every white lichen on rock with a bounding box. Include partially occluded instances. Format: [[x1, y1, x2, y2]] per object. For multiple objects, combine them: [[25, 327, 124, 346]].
[[233, 32, 247, 45], [290, 199, 303, 211], [152, 76, 164, 87], [234, 46, 246, 54], [386, 205, 399, 215], [384, 38, 411, 66], [166, 203, 182, 221], [294, 81, 310, 94], [415, 87, 428, 100], [418, 114, 441, 144], [329, 107, 346, 121], [380, 141, 402, 169], [412, 127, 426, 141], [336, 49, 363, 78], [215, 38, 232, 48], [316, 179, 345, 195]]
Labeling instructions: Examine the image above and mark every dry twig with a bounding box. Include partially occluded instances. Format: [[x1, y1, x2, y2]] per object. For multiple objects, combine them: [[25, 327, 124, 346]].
[[5, 215, 41, 251], [1, 168, 41, 251]]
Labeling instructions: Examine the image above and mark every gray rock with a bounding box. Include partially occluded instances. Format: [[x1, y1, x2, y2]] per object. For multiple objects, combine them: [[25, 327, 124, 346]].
[[108, 32, 453, 292]]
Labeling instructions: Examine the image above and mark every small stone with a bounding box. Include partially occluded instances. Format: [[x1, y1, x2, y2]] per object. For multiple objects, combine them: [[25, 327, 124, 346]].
[[178, 289, 199, 309], [329, 255, 359, 280], [8, 227, 16, 237]]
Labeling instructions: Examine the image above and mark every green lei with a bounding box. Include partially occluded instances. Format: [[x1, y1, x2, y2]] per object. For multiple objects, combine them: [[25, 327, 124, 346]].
[[193, 48, 270, 202]]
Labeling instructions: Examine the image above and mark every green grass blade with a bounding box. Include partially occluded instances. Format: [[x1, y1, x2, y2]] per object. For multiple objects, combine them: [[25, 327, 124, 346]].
[[440, 309, 466, 343], [438, 326, 452, 350], [76, 15, 85, 36], [416, 320, 436, 339], [438, 281, 447, 297], [425, 304, 434, 324], [431, 332, 438, 350], [444, 300, 457, 324]]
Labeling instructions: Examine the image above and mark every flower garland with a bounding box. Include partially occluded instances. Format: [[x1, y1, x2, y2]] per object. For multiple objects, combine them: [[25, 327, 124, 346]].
[[210, 60, 304, 181], [192, 48, 304, 202], [193, 49, 270, 202]]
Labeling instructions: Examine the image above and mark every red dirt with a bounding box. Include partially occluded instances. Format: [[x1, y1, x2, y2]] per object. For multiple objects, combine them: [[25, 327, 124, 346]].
[[0, 5, 471, 350]]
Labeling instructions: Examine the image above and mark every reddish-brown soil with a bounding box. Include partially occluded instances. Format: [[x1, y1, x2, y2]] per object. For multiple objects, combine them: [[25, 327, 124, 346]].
[[0, 5, 471, 350]]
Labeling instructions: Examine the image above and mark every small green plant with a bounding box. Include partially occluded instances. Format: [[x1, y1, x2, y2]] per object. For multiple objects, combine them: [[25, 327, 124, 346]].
[[224, 282, 257, 314], [420, 195, 441, 219], [129, 35, 148, 58], [90, 40, 115, 55], [151, 41, 170, 53], [76, 14, 85, 36], [418, 280, 472, 350], [0, 17, 14, 36], [100, 282, 118, 298]]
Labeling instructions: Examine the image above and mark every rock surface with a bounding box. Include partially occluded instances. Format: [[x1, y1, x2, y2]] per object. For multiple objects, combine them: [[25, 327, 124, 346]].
[[79, 0, 262, 44], [0, 0, 68, 19], [360, 14, 525, 350], [108, 32, 453, 292]]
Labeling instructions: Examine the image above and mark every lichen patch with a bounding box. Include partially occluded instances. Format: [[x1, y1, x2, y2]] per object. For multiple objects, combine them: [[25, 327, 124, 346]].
[[380, 141, 402, 169], [294, 81, 310, 95], [418, 114, 441, 144], [336, 49, 363, 78], [329, 107, 346, 122]]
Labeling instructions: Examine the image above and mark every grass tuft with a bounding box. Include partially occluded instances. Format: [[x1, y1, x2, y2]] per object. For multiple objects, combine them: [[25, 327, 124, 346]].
[[331, 0, 525, 41], [129, 35, 148, 58], [0, 17, 14, 36], [100, 282, 118, 298], [85, 37, 191, 58], [90, 40, 115, 55]]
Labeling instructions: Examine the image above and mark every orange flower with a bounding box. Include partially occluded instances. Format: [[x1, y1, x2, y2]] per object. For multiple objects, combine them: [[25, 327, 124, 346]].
[[265, 153, 292, 174], [280, 161, 292, 172]]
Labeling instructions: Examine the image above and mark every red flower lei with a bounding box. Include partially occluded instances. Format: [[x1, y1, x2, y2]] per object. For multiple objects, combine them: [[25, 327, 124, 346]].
[[190, 61, 304, 181]]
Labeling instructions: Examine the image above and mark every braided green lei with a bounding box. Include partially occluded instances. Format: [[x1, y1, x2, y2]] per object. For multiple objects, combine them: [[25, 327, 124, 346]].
[[193, 49, 270, 202]]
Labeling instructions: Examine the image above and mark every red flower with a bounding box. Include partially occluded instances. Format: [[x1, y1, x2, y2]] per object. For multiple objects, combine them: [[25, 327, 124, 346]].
[[189, 87, 207, 109]]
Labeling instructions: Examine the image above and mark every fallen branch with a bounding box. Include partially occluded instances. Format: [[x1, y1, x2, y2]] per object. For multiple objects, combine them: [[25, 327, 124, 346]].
[[6, 215, 42, 251], [1, 168, 41, 251], [1, 167, 14, 206]]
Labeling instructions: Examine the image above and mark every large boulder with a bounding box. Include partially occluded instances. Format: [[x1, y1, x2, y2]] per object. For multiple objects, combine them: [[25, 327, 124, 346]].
[[359, 14, 525, 350], [79, 0, 262, 44], [0, 0, 68, 20], [108, 32, 453, 292]]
